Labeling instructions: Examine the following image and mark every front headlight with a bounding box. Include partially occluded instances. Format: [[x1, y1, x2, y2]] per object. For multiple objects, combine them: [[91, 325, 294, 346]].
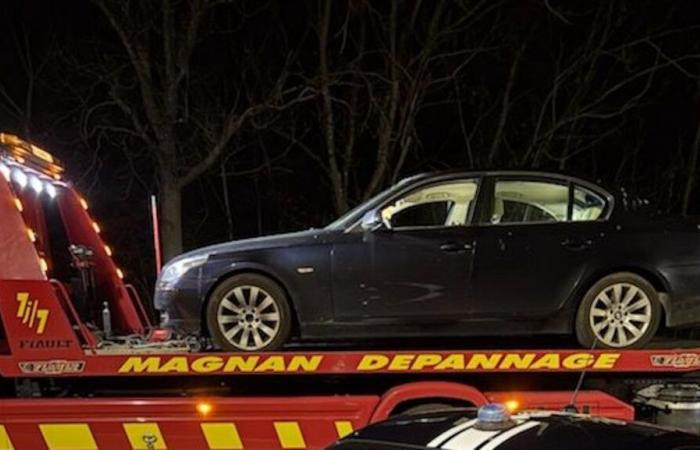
[[158, 254, 209, 287]]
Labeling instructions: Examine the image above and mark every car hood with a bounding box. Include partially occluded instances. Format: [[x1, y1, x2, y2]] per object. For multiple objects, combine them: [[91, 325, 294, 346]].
[[169, 229, 329, 263]]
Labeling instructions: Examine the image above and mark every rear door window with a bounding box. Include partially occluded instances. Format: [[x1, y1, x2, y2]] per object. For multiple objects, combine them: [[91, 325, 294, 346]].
[[490, 180, 569, 224]]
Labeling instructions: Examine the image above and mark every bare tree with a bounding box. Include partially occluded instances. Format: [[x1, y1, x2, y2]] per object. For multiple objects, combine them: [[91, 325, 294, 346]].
[[84, 0, 311, 260], [682, 78, 700, 215], [517, 4, 700, 171], [313, 0, 496, 215], [0, 28, 52, 138]]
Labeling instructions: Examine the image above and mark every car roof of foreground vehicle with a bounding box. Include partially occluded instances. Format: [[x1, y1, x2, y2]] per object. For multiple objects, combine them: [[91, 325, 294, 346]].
[[329, 409, 700, 450]]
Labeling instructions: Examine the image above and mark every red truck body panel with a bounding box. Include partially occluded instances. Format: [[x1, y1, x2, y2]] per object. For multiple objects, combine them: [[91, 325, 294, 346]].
[[0, 388, 632, 450]]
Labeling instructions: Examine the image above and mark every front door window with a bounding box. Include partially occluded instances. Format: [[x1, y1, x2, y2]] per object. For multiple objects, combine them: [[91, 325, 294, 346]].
[[381, 179, 478, 228]]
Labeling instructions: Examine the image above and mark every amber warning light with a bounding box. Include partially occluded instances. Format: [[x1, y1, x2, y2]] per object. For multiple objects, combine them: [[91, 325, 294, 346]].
[[504, 399, 520, 412], [196, 402, 213, 416], [0, 133, 65, 179]]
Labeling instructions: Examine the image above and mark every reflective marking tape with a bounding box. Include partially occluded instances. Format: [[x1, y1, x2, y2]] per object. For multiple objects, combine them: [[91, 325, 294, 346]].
[[440, 426, 500, 450], [201, 423, 244, 450], [123, 423, 167, 450], [39, 424, 97, 450], [334, 421, 354, 438], [479, 421, 540, 450], [274, 422, 306, 449], [0, 425, 14, 450], [428, 418, 478, 447], [441, 421, 540, 450]]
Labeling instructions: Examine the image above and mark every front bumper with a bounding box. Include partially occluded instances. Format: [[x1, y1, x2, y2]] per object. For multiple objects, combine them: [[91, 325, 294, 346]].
[[154, 286, 202, 336]]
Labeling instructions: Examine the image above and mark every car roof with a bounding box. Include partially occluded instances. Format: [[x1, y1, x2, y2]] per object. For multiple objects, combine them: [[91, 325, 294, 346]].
[[399, 169, 606, 189], [334, 409, 700, 450]]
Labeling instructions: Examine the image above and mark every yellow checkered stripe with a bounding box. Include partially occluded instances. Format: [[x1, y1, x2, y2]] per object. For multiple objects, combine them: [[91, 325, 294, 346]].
[[0, 420, 354, 449]]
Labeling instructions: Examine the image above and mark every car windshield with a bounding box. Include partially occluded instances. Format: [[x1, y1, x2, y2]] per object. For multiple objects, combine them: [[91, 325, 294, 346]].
[[325, 174, 427, 230]]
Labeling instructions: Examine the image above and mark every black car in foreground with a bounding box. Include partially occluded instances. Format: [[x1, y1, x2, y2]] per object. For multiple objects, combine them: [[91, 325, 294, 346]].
[[155, 170, 700, 351], [326, 404, 700, 450]]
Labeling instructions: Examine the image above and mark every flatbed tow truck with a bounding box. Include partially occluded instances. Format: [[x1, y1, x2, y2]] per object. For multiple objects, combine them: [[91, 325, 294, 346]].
[[1, 133, 699, 449]]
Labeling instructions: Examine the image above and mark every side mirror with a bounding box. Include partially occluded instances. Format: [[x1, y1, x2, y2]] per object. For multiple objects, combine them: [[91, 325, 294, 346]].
[[490, 213, 502, 224], [361, 209, 389, 231]]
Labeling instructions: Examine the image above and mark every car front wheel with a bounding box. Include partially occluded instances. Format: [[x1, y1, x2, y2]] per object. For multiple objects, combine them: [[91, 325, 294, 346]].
[[206, 274, 292, 351], [575, 272, 661, 349]]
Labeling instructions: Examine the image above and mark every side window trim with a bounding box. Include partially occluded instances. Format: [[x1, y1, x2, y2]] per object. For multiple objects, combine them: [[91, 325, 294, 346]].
[[567, 181, 574, 221], [472, 175, 493, 225], [465, 175, 483, 226]]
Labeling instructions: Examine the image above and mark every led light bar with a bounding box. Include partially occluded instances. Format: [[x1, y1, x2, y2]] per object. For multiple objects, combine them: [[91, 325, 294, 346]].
[[1, 160, 62, 199], [0, 133, 64, 179], [0, 162, 9, 181]]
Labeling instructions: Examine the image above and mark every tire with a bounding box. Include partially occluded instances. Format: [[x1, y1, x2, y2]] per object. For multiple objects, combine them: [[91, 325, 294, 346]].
[[206, 273, 292, 352], [575, 272, 661, 349]]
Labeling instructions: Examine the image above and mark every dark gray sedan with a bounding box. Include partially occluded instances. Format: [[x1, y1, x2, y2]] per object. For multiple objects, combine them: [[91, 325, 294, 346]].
[[155, 170, 700, 351]]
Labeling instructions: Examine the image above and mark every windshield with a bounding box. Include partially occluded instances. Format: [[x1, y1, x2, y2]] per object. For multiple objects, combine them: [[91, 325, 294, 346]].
[[325, 174, 428, 230]]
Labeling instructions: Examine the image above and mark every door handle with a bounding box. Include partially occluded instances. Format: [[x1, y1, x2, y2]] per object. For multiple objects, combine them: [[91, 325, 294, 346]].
[[440, 242, 473, 252], [561, 238, 592, 251]]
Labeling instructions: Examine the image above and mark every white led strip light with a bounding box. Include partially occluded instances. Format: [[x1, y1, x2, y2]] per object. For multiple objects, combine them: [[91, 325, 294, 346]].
[[0, 158, 61, 199]]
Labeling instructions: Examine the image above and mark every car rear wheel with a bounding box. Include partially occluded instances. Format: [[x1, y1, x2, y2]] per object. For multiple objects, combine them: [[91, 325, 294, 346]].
[[206, 274, 292, 352], [576, 272, 661, 349]]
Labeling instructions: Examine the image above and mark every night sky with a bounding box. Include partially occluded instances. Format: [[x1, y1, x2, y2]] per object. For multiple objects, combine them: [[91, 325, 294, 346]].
[[2, 1, 700, 291]]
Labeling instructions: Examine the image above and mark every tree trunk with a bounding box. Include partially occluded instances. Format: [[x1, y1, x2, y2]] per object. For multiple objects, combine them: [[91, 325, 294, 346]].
[[221, 162, 234, 240], [682, 81, 700, 216], [160, 174, 183, 262], [318, 0, 347, 215], [682, 121, 700, 216]]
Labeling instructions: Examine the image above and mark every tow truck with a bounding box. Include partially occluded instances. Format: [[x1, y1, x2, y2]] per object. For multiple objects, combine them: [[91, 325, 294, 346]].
[[0, 133, 699, 450]]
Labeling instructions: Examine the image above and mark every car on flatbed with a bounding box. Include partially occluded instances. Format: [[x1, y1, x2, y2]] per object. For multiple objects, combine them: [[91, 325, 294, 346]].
[[155, 170, 700, 351], [326, 404, 700, 450]]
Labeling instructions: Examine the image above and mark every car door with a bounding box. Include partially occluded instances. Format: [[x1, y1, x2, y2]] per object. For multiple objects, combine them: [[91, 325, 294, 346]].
[[471, 176, 610, 318], [331, 177, 480, 321]]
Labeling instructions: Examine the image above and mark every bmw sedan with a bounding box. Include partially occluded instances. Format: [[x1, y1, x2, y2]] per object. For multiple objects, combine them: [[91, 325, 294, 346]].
[[154, 171, 700, 351], [326, 404, 700, 450]]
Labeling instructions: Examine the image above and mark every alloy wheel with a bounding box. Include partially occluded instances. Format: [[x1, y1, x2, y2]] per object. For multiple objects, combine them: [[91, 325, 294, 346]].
[[589, 282, 652, 348], [217, 285, 281, 351]]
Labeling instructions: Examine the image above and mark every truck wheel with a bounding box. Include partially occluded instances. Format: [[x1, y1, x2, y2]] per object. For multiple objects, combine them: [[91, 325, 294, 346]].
[[576, 272, 661, 349], [206, 274, 292, 352]]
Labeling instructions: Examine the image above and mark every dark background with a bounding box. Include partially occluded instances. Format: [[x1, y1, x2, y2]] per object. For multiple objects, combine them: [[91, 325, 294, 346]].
[[2, 0, 700, 293]]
